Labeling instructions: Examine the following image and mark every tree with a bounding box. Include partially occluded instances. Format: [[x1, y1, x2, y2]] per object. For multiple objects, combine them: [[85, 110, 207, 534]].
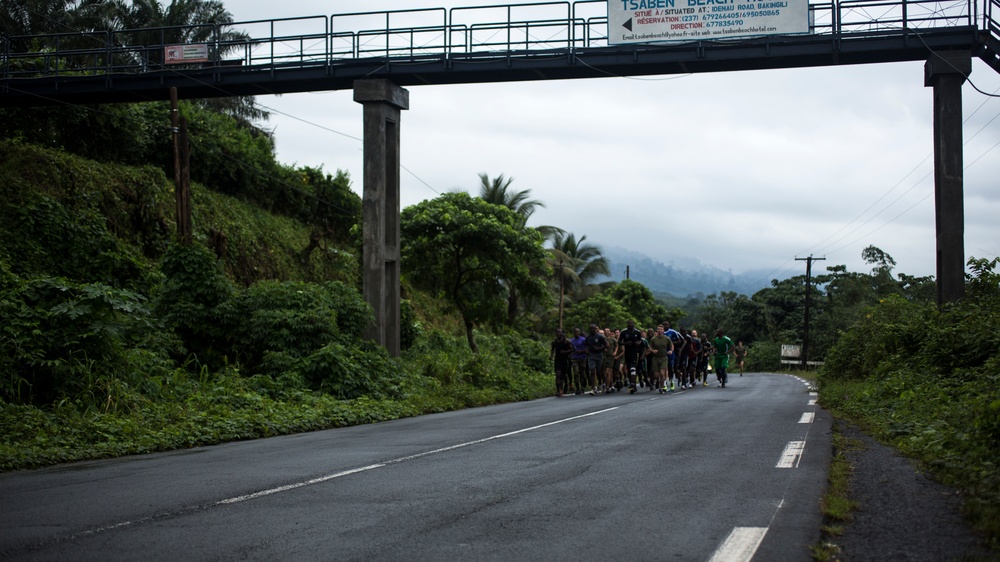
[[114, 0, 265, 127], [607, 279, 670, 328], [564, 293, 630, 333], [549, 232, 610, 328], [476, 173, 556, 326], [699, 291, 764, 344], [477, 173, 562, 240], [401, 192, 547, 352], [862, 245, 902, 299]]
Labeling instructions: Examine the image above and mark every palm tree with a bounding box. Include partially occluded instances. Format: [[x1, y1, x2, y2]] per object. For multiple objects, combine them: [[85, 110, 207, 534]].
[[478, 173, 564, 241], [477, 173, 559, 326], [113, 0, 267, 127], [550, 232, 611, 329]]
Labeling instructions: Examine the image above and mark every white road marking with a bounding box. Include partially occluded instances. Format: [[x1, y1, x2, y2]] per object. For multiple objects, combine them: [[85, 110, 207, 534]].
[[798, 412, 815, 424], [776, 440, 806, 468], [707, 527, 769, 562], [217, 407, 621, 505], [808, 399, 817, 406]]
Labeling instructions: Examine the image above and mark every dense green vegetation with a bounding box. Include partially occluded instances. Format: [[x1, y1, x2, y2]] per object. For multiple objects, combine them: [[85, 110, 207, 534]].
[[0, 135, 556, 472], [818, 258, 1000, 548]]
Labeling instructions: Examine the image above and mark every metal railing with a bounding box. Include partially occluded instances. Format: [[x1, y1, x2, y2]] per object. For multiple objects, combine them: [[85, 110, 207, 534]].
[[0, 0, 990, 80]]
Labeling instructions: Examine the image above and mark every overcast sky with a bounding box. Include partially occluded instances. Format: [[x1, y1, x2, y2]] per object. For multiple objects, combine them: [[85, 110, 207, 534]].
[[225, 0, 1000, 282]]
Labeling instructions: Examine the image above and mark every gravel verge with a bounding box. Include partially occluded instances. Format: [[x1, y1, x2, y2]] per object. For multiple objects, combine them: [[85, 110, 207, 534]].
[[830, 421, 997, 562]]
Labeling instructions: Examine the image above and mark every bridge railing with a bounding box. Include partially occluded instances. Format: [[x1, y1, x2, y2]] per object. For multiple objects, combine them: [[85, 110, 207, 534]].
[[0, 0, 986, 80], [219, 16, 330, 68], [837, 0, 974, 36], [988, 0, 1000, 35]]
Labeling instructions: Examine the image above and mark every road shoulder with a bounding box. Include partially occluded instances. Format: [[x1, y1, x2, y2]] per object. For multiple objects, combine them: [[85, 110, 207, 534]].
[[830, 421, 997, 561]]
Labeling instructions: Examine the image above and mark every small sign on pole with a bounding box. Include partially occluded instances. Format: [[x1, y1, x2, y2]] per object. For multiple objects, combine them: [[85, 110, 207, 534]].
[[781, 344, 801, 359], [164, 44, 209, 64]]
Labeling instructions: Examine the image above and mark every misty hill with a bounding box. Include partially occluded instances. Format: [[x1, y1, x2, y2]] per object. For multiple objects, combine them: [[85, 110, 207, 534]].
[[599, 246, 786, 298]]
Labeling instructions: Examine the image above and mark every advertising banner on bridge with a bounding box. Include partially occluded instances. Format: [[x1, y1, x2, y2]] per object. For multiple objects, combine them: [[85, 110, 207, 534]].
[[608, 0, 809, 44]]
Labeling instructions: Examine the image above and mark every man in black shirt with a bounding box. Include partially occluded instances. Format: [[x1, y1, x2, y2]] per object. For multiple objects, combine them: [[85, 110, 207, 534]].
[[550, 329, 573, 396], [618, 320, 645, 394], [583, 324, 608, 395]]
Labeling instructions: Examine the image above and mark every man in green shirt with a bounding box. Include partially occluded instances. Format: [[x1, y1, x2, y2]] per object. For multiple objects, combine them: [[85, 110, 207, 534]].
[[713, 329, 736, 388]]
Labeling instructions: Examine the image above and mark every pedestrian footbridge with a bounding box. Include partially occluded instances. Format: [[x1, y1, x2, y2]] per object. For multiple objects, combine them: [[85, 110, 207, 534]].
[[1, 0, 999, 106]]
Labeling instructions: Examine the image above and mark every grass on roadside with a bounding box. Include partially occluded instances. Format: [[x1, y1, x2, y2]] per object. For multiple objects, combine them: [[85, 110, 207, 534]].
[[811, 425, 863, 561]]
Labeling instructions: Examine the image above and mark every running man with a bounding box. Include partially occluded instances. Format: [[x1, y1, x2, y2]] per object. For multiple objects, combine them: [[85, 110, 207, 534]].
[[584, 324, 608, 395], [618, 320, 645, 394], [569, 327, 587, 395], [664, 321, 684, 390], [550, 329, 573, 396], [648, 325, 674, 393], [734, 340, 747, 376], [713, 329, 736, 388], [603, 328, 619, 393]]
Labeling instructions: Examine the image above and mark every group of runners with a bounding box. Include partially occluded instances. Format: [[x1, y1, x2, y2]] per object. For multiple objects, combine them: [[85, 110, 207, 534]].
[[549, 320, 747, 397]]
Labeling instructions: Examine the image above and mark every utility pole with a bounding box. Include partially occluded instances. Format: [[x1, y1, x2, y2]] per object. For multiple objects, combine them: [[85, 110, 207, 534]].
[[169, 87, 192, 243], [795, 255, 825, 369]]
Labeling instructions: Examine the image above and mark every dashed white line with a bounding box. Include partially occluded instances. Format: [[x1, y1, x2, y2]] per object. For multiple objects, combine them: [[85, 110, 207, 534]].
[[798, 412, 815, 424], [707, 526, 769, 562], [776, 440, 806, 468]]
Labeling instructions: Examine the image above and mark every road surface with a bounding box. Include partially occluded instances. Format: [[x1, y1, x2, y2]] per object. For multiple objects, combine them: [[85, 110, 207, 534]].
[[0, 373, 828, 561]]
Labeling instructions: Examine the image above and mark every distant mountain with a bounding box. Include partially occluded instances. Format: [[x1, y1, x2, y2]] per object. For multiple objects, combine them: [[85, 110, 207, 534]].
[[598, 246, 786, 298]]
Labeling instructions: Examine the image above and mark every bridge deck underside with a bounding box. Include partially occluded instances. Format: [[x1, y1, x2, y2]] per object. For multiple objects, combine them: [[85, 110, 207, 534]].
[[0, 27, 984, 106]]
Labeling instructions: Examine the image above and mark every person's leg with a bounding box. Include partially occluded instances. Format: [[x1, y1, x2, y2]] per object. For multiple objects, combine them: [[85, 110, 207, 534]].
[[666, 355, 675, 390], [573, 360, 585, 394], [626, 354, 638, 393]]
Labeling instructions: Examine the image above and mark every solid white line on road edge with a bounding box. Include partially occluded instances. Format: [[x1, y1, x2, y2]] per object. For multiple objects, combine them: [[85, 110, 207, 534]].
[[707, 527, 769, 562], [216, 407, 621, 506], [776, 441, 806, 468], [798, 412, 815, 424]]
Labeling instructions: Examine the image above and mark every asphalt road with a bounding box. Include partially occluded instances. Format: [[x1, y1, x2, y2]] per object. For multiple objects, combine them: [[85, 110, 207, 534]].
[[0, 373, 829, 561]]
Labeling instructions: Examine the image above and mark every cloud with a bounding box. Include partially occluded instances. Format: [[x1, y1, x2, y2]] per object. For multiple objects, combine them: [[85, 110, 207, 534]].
[[230, 2, 1000, 282]]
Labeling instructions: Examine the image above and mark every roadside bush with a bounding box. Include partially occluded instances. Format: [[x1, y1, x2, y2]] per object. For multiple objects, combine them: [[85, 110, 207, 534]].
[[0, 274, 175, 407], [822, 294, 932, 381], [154, 241, 236, 367], [403, 331, 550, 401], [219, 279, 372, 376], [298, 340, 403, 400], [745, 340, 782, 372]]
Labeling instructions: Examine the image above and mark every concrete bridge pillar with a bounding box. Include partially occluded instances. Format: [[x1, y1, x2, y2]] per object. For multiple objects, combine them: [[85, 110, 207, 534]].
[[924, 51, 971, 305], [354, 79, 409, 356]]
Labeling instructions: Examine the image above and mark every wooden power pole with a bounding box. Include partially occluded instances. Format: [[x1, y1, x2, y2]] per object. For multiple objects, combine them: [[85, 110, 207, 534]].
[[796, 255, 825, 368]]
